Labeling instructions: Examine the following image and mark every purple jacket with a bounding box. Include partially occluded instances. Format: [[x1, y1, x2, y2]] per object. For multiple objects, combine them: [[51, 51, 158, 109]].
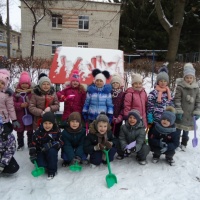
[[13, 87, 33, 132], [0, 133, 16, 166]]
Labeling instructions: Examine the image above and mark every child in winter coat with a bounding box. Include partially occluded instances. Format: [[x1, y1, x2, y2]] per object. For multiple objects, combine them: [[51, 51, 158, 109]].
[[82, 69, 113, 123], [61, 112, 87, 166], [174, 63, 200, 151], [118, 109, 150, 164], [147, 65, 174, 124], [148, 106, 180, 166], [0, 119, 19, 174], [57, 70, 86, 121], [13, 71, 34, 150], [124, 73, 147, 127], [0, 69, 20, 129], [83, 112, 117, 167], [111, 74, 125, 138], [29, 73, 59, 130], [29, 112, 63, 180]]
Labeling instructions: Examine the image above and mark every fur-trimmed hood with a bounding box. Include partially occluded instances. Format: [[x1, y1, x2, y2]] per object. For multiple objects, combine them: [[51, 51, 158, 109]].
[[87, 83, 112, 94], [176, 78, 199, 89], [89, 120, 111, 135]]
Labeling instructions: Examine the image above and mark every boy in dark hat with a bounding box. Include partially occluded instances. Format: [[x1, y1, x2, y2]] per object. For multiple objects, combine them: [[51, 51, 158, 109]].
[[119, 109, 150, 165], [148, 106, 180, 166], [29, 112, 63, 180], [83, 112, 117, 167], [61, 112, 88, 166]]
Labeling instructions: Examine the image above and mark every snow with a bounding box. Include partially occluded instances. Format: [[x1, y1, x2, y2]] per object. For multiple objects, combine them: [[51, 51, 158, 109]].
[[1, 77, 200, 200]]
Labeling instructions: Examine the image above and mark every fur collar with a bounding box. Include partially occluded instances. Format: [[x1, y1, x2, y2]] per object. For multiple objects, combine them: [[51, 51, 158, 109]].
[[87, 84, 112, 94], [176, 78, 198, 89], [33, 85, 55, 96]]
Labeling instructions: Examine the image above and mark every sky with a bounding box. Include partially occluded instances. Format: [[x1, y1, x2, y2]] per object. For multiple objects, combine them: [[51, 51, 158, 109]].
[[1, 0, 21, 31], [1, 75, 200, 200]]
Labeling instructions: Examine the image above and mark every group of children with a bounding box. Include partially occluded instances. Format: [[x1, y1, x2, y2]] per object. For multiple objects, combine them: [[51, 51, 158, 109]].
[[0, 62, 199, 180]]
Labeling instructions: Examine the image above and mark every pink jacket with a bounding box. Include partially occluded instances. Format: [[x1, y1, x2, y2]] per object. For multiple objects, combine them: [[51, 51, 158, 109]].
[[124, 87, 147, 127]]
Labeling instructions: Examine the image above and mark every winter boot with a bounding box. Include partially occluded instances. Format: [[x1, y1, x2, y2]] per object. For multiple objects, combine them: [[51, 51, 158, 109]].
[[47, 172, 55, 180], [166, 157, 175, 166], [152, 154, 160, 163], [17, 132, 24, 151]]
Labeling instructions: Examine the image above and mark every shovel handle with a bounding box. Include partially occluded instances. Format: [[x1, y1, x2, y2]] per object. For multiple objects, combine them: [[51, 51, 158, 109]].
[[19, 93, 28, 115], [34, 160, 39, 169], [193, 116, 197, 138], [103, 150, 112, 174]]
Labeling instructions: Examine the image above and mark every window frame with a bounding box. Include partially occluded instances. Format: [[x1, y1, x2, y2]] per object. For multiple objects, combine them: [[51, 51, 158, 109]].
[[51, 41, 62, 54], [78, 16, 89, 30], [77, 42, 88, 48], [52, 14, 63, 29]]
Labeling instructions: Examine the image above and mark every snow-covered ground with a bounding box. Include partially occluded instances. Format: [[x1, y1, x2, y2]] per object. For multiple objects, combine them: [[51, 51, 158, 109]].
[[1, 77, 200, 200]]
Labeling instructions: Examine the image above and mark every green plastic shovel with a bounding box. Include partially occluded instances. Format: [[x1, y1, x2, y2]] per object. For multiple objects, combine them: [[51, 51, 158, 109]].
[[31, 160, 45, 177], [103, 150, 117, 188], [69, 161, 82, 172]]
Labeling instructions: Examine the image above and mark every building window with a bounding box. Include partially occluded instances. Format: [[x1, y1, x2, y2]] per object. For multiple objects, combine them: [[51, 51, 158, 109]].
[[52, 41, 62, 54], [0, 31, 3, 41], [52, 14, 62, 28], [78, 16, 89, 30], [77, 42, 88, 48], [12, 35, 16, 43]]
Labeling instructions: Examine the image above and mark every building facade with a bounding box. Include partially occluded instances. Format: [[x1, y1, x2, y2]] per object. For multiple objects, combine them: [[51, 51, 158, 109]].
[[21, 1, 121, 59], [0, 25, 21, 58]]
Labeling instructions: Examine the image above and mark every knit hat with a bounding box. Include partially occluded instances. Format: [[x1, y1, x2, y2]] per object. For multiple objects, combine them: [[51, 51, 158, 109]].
[[161, 106, 176, 125], [92, 69, 110, 85], [183, 63, 195, 77], [156, 65, 169, 84], [0, 69, 10, 89], [68, 112, 82, 124], [96, 112, 109, 124], [19, 71, 31, 86], [70, 70, 80, 83], [42, 112, 55, 124], [131, 73, 143, 84], [38, 73, 51, 88], [128, 109, 141, 122], [111, 74, 122, 86]]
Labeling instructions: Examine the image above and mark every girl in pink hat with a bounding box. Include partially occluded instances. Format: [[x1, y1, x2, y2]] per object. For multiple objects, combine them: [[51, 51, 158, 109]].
[[13, 71, 34, 150]]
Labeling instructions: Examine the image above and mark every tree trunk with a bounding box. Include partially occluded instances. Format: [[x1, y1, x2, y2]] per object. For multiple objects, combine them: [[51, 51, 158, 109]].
[[30, 24, 37, 61]]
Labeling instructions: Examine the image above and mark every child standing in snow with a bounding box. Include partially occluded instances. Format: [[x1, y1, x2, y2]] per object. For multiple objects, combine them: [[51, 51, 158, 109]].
[[147, 65, 173, 124], [118, 109, 150, 164], [57, 70, 86, 121], [148, 106, 179, 166], [83, 112, 117, 167], [111, 74, 125, 138], [13, 71, 34, 150], [124, 73, 147, 127], [82, 69, 113, 123], [29, 112, 63, 179], [174, 63, 200, 151], [29, 73, 59, 130], [61, 112, 87, 166], [0, 120, 19, 174]]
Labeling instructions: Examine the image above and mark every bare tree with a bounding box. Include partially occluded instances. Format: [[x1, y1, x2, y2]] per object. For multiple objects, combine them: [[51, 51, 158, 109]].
[[154, 0, 186, 84], [21, 0, 58, 61]]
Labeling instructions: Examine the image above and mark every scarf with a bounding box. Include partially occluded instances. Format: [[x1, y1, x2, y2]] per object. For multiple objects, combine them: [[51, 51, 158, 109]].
[[112, 88, 122, 98], [155, 122, 176, 135], [16, 88, 32, 94], [96, 132, 108, 144], [155, 85, 172, 103], [66, 124, 82, 134]]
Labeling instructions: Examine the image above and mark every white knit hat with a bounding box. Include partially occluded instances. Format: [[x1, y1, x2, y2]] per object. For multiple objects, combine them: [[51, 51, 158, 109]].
[[183, 63, 195, 77], [132, 73, 142, 84], [111, 74, 122, 86]]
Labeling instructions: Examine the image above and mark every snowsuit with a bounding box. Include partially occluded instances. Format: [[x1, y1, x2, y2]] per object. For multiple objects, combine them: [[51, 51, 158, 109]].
[[83, 121, 117, 165], [29, 85, 59, 130], [119, 121, 150, 161], [57, 84, 86, 121], [148, 122, 180, 159], [124, 87, 147, 127], [82, 84, 113, 123], [174, 78, 200, 146]]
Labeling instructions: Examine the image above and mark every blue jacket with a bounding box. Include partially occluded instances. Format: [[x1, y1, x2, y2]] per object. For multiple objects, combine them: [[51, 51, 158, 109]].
[[61, 126, 86, 161], [82, 84, 113, 122]]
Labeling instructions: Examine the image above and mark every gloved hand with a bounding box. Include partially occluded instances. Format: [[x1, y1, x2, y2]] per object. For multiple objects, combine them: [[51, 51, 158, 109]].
[[1, 131, 9, 141], [71, 156, 81, 165], [147, 113, 154, 124], [124, 149, 131, 156], [94, 143, 106, 151], [60, 95, 67, 101], [105, 141, 113, 149], [44, 107, 51, 112], [194, 115, 200, 120], [160, 146, 168, 154], [176, 114, 182, 120], [0, 163, 5, 173], [29, 147, 37, 162], [42, 142, 52, 152], [130, 146, 136, 153], [52, 141, 61, 150], [159, 138, 167, 148], [112, 115, 123, 124], [12, 120, 20, 128], [21, 102, 28, 108]]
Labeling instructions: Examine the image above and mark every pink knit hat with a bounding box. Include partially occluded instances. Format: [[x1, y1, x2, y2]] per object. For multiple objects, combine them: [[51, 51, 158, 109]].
[[19, 71, 31, 86], [70, 70, 80, 82], [0, 69, 10, 89]]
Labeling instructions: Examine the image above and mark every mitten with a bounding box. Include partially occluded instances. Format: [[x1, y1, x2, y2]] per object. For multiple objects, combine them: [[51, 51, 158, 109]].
[[113, 115, 123, 124], [94, 143, 100, 151], [52, 141, 61, 149], [0, 163, 5, 173], [42, 142, 52, 152], [124, 149, 131, 156], [147, 113, 154, 124], [12, 120, 20, 128], [160, 146, 168, 154], [61, 95, 67, 101], [105, 141, 113, 149], [44, 107, 51, 112], [159, 138, 167, 148], [194, 115, 200, 120], [176, 114, 182, 120], [71, 156, 81, 164], [131, 146, 136, 153]]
